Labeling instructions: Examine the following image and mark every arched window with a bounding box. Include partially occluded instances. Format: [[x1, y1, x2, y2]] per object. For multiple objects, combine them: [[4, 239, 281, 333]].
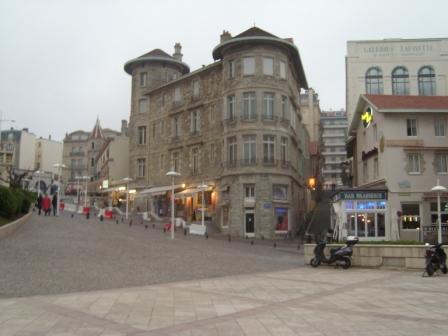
[[418, 66, 436, 96], [392, 67, 409, 95], [365, 67, 383, 94]]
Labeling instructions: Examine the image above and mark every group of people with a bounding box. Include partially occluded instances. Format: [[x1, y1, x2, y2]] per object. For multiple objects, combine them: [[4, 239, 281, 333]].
[[36, 194, 58, 216]]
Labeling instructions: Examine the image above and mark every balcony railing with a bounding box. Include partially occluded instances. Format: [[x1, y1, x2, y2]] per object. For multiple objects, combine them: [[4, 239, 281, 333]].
[[240, 158, 257, 166], [69, 151, 85, 156]]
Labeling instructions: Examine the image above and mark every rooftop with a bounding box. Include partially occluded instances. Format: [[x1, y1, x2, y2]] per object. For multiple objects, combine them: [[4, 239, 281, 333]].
[[364, 94, 448, 110]]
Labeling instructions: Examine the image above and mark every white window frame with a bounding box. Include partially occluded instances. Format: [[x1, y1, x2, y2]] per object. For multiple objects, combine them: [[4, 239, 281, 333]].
[[172, 151, 180, 173], [245, 184, 255, 198], [192, 147, 199, 174], [280, 137, 288, 162], [262, 57, 274, 76], [137, 158, 146, 177], [192, 81, 199, 97], [174, 87, 181, 102], [243, 134, 256, 164], [406, 118, 417, 137], [435, 117, 446, 137], [435, 153, 448, 174], [243, 57, 255, 75], [227, 95, 236, 120], [263, 93, 275, 120], [243, 92, 256, 120], [139, 72, 147, 87], [228, 60, 235, 78], [190, 110, 200, 133], [228, 137, 237, 163], [172, 116, 180, 138], [407, 153, 421, 174], [263, 135, 275, 163], [279, 61, 286, 79], [281, 95, 288, 120], [137, 126, 146, 145], [138, 98, 148, 114]]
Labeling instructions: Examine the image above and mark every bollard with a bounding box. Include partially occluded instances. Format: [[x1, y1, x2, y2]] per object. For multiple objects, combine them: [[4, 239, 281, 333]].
[[86, 213, 90, 220], [152, 223, 155, 229], [163, 228, 166, 232], [141, 220, 143, 225], [205, 232, 208, 239], [273, 242, 277, 248], [245, 235, 248, 240], [129, 220, 132, 227], [228, 235, 231, 242], [261, 235, 265, 240], [184, 228, 187, 236], [250, 240, 254, 245], [297, 243, 301, 250], [71, 213, 74, 218], [145, 224, 148, 229], [100, 215, 104, 222], [121, 217, 124, 223], [116, 219, 119, 224]]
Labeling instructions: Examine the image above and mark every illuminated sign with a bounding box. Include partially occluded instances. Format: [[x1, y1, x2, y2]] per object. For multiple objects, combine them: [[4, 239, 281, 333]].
[[361, 106, 373, 128], [102, 180, 109, 189]]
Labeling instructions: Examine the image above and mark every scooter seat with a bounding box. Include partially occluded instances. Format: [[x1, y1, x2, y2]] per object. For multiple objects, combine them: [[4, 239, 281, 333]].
[[330, 247, 340, 255]]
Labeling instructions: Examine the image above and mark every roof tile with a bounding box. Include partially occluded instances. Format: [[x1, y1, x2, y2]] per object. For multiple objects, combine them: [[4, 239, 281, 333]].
[[365, 95, 448, 110]]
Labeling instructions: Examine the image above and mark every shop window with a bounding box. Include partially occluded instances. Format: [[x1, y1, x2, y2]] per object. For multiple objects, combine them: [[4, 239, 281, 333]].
[[401, 203, 420, 229], [345, 201, 355, 210], [377, 201, 386, 209], [347, 214, 356, 235], [430, 202, 448, 225], [357, 214, 366, 237], [357, 201, 376, 210], [275, 207, 288, 231], [366, 213, 375, 237], [273, 184, 288, 201], [377, 213, 385, 236]]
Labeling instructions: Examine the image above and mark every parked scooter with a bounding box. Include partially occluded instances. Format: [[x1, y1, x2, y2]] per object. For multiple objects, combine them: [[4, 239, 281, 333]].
[[424, 243, 447, 276], [310, 236, 359, 269]]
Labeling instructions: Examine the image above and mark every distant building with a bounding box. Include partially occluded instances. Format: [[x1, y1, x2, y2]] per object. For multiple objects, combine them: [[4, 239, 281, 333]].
[[35, 137, 63, 174], [125, 27, 311, 238], [0, 128, 36, 171], [300, 88, 322, 181], [346, 38, 448, 125], [62, 118, 127, 194], [320, 110, 348, 189]]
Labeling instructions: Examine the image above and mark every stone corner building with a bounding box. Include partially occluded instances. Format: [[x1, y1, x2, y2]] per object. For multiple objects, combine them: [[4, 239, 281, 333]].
[[125, 27, 312, 238]]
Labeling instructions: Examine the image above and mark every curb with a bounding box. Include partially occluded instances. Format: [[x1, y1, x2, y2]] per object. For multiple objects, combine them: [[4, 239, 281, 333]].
[[0, 212, 32, 239]]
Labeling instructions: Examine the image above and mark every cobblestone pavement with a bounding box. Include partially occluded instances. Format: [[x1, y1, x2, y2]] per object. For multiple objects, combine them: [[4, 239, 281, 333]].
[[1, 266, 448, 335], [0, 212, 302, 298]]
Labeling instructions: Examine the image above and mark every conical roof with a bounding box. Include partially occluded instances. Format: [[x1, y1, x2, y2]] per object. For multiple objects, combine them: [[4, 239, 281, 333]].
[[212, 27, 308, 89], [89, 117, 104, 140], [124, 48, 190, 75]]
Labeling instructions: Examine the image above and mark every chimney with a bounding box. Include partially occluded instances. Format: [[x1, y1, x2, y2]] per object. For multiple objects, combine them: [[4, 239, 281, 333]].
[[220, 30, 232, 43], [22, 128, 29, 132], [284, 37, 294, 43], [173, 43, 183, 61], [121, 119, 128, 136]]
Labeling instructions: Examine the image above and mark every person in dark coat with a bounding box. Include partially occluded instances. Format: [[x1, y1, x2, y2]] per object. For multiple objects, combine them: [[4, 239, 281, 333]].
[[37, 194, 43, 215], [52, 194, 58, 216]]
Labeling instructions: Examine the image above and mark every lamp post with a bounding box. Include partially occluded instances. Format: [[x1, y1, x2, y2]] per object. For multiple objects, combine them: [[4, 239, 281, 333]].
[[431, 179, 447, 244], [123, 177, 133, 220], [53, 163, 67, 216], [35, 170, 41, 195], [198, 181, 208, 228], [83, 176, 90, 209], [166, 170, 180, 240], [75, 176, 82, 211]]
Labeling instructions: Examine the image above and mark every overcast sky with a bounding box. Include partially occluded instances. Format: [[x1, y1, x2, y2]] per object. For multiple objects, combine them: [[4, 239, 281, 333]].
[[1, 0, 448, 141]]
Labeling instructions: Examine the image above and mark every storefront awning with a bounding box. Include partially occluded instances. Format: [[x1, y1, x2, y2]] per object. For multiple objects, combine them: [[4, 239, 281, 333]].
[[139, 185, 183, 196], [176, 186, 213, 197]]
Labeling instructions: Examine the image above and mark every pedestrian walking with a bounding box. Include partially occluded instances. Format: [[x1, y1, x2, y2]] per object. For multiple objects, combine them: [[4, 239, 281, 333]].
[[37, 194, 43, 215], [42, 194, 51, 216], [52, 194, 58, 216]]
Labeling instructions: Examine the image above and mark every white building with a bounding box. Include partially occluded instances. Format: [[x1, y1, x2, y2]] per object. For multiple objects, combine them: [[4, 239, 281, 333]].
[[35, 137, 63, 174], [0, 128, 36, 171], [339, 94, 448, 242], [320, 110, 348, 189], [346, 38, 448, 125]]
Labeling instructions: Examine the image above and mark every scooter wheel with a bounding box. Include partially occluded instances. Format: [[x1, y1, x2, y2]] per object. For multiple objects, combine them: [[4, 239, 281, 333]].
[[441, 265, 447, 274], [341, 257, 351, 269], [426, 264, 435, 276], [310, 258, 320, 267]]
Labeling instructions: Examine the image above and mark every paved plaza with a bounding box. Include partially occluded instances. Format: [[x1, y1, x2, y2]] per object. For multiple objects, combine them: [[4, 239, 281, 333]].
[[1, 214, 448, 335]]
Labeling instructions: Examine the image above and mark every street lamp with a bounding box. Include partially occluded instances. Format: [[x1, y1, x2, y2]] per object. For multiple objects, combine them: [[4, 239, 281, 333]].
[[166, 170, 180, 240], [431, 179, 447, 244], [83, 176, 90, 210], [35, 170, 42, 195], [123, 177, 133, 220], [53, 163, 67, 216], [198, 181, 208, 228]]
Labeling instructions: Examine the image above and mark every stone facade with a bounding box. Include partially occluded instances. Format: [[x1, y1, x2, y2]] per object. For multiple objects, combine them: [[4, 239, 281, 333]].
[[125, 27, 311, 238]]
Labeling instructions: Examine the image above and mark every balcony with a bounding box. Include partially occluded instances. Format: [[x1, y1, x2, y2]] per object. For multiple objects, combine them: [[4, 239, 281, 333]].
[[223, 117, 237, 126], [240, 158, 257, 166], [262, 158, 277, 167], [240, 115, 257, 122], [322, 151, 347, 156], [69, 151, 85, 156]]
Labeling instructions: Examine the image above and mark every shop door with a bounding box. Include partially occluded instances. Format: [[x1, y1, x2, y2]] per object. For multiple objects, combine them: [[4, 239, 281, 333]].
[[245, 211, 255, 236]]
